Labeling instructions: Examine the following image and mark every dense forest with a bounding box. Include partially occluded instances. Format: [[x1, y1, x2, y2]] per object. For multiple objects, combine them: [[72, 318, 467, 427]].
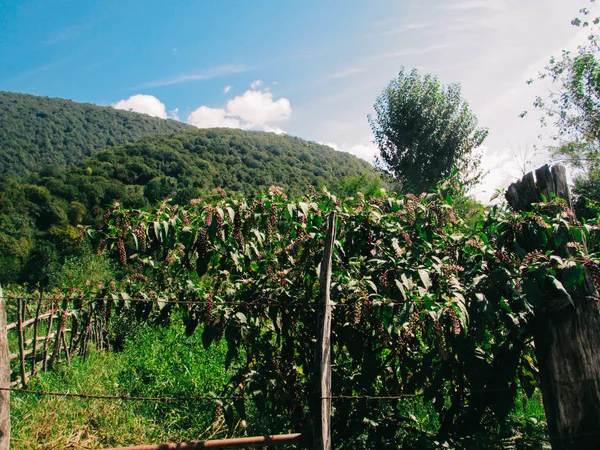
[[0, 94, 382, 285], [0, 91, 190, 175]]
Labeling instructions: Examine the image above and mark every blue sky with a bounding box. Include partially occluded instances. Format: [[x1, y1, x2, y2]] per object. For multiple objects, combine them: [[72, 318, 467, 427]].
[[0, 0, 589, 200]]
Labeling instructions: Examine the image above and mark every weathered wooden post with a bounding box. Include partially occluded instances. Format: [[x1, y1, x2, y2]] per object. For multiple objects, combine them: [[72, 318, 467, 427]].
[[16, 298, 27, 388], [506, 164, 600, 449], [30, 292, 43, 377], [314, 212, 336, 450], [0, 286, 11, 449]]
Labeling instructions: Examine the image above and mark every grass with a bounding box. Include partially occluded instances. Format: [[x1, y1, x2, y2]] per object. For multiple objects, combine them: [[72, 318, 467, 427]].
[[10, 320, 230, 449]]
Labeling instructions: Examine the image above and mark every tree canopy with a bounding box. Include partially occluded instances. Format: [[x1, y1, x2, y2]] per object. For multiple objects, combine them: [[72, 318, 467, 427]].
[[369, 68, 488, 194], [0, 126, 382, 285], [524, 2, 600, 215], [0, 91, 189, 175]]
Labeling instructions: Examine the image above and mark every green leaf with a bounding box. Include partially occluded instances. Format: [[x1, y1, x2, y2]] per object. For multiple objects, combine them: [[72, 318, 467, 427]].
[[547, 275, 573, 307], [561, 264, 584, 290], [523, 277, 542, 309], [299, 202, 309, 217], [226, 207, 235, 223], [418, 269, 431, 290], [202, 325, 218, 349], [236, 312, 247, 324], [153, 221, 161, 241], [395, 279, 407, 300]]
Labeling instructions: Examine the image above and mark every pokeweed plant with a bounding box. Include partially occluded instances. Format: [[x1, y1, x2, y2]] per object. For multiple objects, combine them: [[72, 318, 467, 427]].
[[86, 180, 600, 448]]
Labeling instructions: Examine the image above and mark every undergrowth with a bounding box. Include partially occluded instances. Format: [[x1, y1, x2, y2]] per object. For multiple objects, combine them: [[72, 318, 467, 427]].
[[10, 321, 229, 449]]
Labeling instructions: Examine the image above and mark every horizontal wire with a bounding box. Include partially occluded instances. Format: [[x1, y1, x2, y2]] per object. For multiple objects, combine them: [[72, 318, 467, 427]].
[[0, 387, 243, 402], [0, 295, 458, 307]]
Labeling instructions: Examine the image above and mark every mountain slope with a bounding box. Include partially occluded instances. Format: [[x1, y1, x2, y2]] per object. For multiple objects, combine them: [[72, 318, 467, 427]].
[[75, 127, 376, 202], [0, 91, 190, 175], [0, 126, 381, 284]]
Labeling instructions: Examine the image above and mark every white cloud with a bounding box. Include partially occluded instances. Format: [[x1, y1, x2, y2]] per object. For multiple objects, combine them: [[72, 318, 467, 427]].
[[112, 94, 168, 119], [263, 126, 287, 135], [318, 142, 341, 151], [187, 89, 292, 132], [224, 85, 232, 94], [346, 140, 379, 163], [168, 108, 180, 121], [226, 90, 291, 128], [136, 64, 248, 89], [187, 106, 243, 128], [319, 136, 379, 164], [251, 80, 262, 89]]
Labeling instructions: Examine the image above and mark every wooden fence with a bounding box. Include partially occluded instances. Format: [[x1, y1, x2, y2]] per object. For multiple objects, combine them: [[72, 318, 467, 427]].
[[3, 294, 108, 390]]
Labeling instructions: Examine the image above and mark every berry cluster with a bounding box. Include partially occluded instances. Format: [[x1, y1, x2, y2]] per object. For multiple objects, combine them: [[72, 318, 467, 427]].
[[434, 320, 449, 361], [133, 224, 147, 252], [131, 273, 148, 282], [431, 204, 445, 228], [216, 186, 226, 200], [446, 308, 461, 335], [196, 229, 207, 259], [431, 271, 440, 291], [521, 250, 545, 266], [442, 263, 464, 277], [405, 201, 416, 223], [380, 269, 392, 288], [527, 214, 550, 229], [447, 208, 457, 225], [117, 238, 127, 265], [495, 249, 511, 265], [266, 203, 278, 243], [283, 229, 309, 253], [234, 204, 244, 247]]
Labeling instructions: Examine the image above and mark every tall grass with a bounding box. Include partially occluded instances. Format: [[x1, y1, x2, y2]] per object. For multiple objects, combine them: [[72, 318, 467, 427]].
[[11, 321, 229, 449]]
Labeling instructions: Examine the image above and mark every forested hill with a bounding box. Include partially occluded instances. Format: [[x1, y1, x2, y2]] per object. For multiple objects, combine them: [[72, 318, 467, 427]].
[[0, 126, 381, 284], [0, 91, 190, 175], [78, 127, 376, 201]]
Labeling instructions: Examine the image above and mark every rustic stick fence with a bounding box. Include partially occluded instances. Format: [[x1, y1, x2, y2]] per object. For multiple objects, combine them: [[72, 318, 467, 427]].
[[1, 164, 600, 449]]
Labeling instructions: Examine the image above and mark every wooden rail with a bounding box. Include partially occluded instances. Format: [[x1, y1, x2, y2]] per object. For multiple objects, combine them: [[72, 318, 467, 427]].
[[105, 433, 305, 449]]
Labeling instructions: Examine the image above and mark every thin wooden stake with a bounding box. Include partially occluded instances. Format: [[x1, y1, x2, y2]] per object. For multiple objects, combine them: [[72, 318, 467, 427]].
[[0, 286, 11, 450], [30, 293, 43, 377], [42, 311, 54, 372], [49, 300, 67, 370], [61, 331, 70, 366], [315, 211, 336, 450], [16, 299, 27, 389]]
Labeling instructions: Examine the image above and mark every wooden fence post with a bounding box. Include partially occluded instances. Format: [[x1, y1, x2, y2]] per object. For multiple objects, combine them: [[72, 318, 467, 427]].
[[16, 298, 27, 389], [506, 164, 600, 449], [314, 212, 336, 450], [30, 292, 43, 377], [0, 286, 11, 450], [49, 298, 68, 370]]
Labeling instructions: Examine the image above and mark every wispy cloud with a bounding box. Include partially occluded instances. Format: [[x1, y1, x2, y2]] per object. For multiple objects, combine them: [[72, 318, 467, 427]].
[[43, 22, 97, 45], [441, 0, 510, 12], [327, 67, 368, 80], [367, 43, 454, 61], [380, 22, 433, 36], [136, 64, 249, 89], [18, 56, 76, 78]]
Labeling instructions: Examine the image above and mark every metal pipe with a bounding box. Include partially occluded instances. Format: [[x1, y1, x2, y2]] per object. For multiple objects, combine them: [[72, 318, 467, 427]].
[[105, 433, 305, 449]]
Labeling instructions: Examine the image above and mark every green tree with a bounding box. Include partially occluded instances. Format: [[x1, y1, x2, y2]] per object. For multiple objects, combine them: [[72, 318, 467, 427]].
[[524, 2, 600, 215], [526, 5, 600, 169], [369, 68, 488, 194]]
